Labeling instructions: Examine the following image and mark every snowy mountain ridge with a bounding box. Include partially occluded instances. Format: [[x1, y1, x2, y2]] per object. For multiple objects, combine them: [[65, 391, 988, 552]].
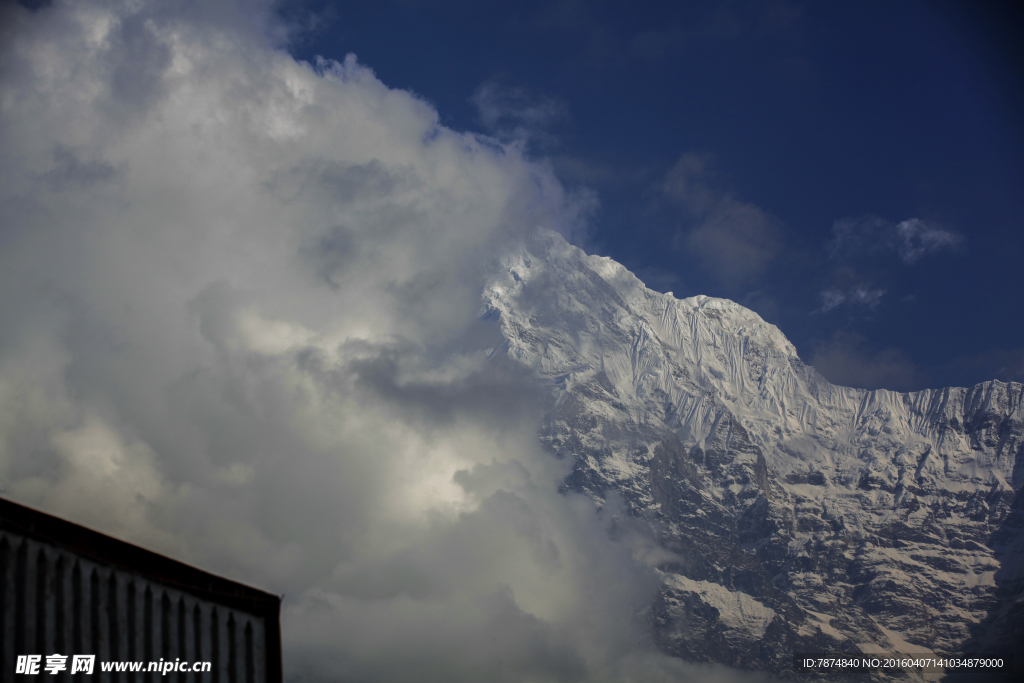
[[483, 228, 1024, 676]]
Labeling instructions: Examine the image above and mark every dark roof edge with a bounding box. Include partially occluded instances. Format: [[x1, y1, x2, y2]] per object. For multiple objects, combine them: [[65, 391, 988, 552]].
[[0, 496, 281, 616]]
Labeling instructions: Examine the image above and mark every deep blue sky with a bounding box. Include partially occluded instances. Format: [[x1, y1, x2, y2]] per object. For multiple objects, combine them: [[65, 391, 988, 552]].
[[283, 0, 1023, 392]]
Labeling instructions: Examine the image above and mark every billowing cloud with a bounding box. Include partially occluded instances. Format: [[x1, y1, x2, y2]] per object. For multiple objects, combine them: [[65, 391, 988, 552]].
[[828, 215, 962, 264], [0, 1, 764, 681], [664, 153, 782, 287]]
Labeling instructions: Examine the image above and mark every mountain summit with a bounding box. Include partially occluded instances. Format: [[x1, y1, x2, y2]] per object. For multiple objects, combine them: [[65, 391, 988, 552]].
[[484, 229, 1024, 675]]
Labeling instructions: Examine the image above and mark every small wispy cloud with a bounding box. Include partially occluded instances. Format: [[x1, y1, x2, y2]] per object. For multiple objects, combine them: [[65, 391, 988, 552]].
[[828, 215, 962, 264], [664, 153, 782, 288], [810, 331, 921, 391], [820, 289, 845, 312], [892, 217, 962, 264], [471, 82, 567, 149], [819, 285, 885, 312]]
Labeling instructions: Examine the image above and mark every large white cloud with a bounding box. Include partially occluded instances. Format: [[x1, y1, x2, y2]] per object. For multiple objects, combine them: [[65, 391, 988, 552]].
[[0, 2, 773, 681]]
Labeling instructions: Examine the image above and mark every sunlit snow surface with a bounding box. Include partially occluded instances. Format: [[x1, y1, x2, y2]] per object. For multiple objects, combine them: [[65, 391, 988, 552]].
[[484, 229, 1024, 672]]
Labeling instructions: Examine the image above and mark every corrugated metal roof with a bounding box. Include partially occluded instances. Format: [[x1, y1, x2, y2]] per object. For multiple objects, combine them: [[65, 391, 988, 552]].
[[1, 497, 282, 682]]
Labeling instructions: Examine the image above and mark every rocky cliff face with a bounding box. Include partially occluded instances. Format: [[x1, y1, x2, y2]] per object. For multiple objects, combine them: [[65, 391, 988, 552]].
[[483, 230, 1024, 677]]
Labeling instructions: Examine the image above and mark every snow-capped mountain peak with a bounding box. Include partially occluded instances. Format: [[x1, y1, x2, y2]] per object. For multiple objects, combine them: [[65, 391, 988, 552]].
[[483, 228, 1024, 675]]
